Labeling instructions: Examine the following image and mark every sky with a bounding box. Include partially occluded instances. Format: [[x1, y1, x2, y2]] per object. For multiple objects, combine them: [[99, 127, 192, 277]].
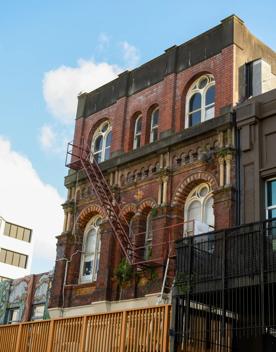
[[0, 0, 276, 274]]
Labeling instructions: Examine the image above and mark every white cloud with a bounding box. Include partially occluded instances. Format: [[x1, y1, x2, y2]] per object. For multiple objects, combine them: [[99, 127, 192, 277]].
[[39, 124, 56, 150], [97, 33, 110, 51], [38, 124, 72, 156], [120, 41, 140, 68], [43, 59, 122, 124], [0, 136, 64, 273]]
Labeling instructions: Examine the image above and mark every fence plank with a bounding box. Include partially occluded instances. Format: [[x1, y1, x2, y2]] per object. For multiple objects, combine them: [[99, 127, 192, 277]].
[[120, 310, 127, 352], [162, 305, 170, 352], [46, 319, 55, 352], [15, 324, 22, 352]]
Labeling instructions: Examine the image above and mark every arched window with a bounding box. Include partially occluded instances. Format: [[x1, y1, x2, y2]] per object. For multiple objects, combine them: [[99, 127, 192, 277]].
[[80, 216, 102, 283], [91, 121, 112, 163], [186, 74, 215, 128], [133, 114, 142, 150], [144, 212, 153, 259], [184, 183, 214, 236], [150, 108, 159, 143]]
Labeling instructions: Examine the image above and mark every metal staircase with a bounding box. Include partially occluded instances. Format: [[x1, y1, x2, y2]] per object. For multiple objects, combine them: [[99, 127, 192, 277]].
[[66, 141, 134, 264]]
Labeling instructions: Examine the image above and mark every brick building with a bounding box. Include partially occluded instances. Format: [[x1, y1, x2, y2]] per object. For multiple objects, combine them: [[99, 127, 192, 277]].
[[49, 15, 276, 318]]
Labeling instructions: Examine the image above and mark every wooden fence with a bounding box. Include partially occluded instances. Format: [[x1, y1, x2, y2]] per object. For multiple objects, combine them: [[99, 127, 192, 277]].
[[0, 305, 171, 352]]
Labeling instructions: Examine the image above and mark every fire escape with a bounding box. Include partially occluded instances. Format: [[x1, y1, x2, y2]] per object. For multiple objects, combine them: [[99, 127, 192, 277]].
[[66, 141, 136, 264]]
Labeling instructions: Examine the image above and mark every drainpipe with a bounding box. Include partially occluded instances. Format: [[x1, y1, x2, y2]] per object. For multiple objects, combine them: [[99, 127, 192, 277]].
[[56, 250, 82, 317], [234, 111, 241, 226]]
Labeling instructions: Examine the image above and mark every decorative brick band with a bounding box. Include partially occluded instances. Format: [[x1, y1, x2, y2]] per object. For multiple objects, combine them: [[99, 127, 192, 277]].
[[78, 204, 106, 229], [172, 171, 218, 207], [137, 198, 157, 215], [120, 203, 137, 219]]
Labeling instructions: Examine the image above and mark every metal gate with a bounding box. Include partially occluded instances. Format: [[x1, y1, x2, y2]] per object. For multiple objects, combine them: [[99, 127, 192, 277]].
[[172, 219, 276, 351]]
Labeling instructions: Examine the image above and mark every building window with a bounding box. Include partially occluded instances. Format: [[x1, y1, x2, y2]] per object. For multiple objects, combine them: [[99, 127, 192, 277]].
[[150, 108, 159, 143], [31, 305, 45, 320], [91, 121, 112, 163], [184, 183, 214, 236], [133, 114, 142, 150], [186, 74, 215, 128], [80, 216, 102, 283], [3, 223, 32, 243], [0, 248, 28, 268], [144, 212, 153, 260], [6, 308, 20, 324], [266, 178, 276, 219]]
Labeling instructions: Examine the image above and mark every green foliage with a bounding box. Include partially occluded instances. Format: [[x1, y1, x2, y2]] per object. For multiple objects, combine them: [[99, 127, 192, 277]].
[[151, 207, 158, 218], [114, 258, 134, 288]]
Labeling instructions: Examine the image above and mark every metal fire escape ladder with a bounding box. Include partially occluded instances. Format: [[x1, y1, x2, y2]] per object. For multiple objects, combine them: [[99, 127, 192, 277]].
[[66, 142, 134, 264]]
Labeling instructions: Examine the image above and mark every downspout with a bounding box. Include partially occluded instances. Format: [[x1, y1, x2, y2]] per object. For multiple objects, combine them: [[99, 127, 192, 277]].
[[234, 111, 241, 226]]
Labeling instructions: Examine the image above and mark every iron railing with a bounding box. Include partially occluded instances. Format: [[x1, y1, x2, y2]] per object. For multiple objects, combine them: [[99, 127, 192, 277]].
[[173, 218, 276, 351]]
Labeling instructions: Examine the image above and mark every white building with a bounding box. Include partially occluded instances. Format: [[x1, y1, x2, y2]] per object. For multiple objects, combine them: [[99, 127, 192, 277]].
[[0, 217, 33, 280]]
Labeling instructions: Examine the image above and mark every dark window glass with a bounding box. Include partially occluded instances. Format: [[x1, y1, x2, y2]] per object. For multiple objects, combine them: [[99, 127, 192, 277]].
[[189, 93, 201, 112], [198, 78, 208, 89], [152, 109, 159, 126], [136, 135, 141, 148], [106, 131, 112, 147], [151, 128, 158, 142], [189, 111, 201, 127], [267, 180, 276, 207], [94, 136, 103, 152], [105, 147, 110, 160], [269, 209, 276, 219], [101, 123, 108, 133], [136, 117, 142, 133], [83, 261, 92, 276], [206, 85, 215, 105], [94, 152, 101, 163]]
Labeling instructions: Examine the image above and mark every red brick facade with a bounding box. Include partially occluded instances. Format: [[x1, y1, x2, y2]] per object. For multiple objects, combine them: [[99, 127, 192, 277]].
[[49, 16, 275, 311]]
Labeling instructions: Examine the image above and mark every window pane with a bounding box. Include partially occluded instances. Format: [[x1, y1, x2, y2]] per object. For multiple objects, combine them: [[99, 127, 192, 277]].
[[83, 259, 93, 276], [32, 305, 44, 319], [189, 93, 201, 112], [198, 78, 208, 89], [152, 109, 159, 126], [187, 200, 201, 222], [134, 135, 141, 149], [189, 111, 201, 127], [0, 249, 6, 263], [13, 253, 20, 266], [205, 106, 215, 120], [17, 227, 24, 241], [23, 229, 31, 242], [206, 85, 215, 105], [19, 255, 27, 268], [101, 123, 108, 133], [105, 146, 110, 160], [267, 180, 276, 207], [86, 230, 97, 253], [268, 209, 276, 219], [10, 225, 17, 238], [136, 116, 142, 133], [204, 197, 214, 228], [150, 128, 158, 143], [106, 131, 112, 147], [4, 223, 11, 236], [94, 136, 103, 152], [94, 151, 101, 163], [6, 251, 13, 265]]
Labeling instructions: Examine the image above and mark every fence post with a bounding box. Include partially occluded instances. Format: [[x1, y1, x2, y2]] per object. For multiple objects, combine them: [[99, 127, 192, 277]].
[[162, 305, 170, 352], [79, 316, 88, 351], [15, 324, 22, 352], [46, 320, 55, 352], [119, 310, 127, 352]]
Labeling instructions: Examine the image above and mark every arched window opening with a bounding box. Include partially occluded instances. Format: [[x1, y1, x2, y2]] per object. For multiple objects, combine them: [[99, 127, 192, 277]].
[[184, 183, 214, 236], [91, 121, 112, 163], [150, 108, 159, 143], [80, 216, 102, 283], [144, 212, 153, 260], [186, 75, 215, 128], [133, 115, 142, 150]]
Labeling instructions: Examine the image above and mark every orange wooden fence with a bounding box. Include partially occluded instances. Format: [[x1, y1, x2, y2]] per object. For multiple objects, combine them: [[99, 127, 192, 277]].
[[0, 305, 171, 352]]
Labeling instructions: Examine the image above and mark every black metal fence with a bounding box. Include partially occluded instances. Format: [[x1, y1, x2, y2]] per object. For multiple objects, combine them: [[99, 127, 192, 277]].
[[172, 219, 276, 352]]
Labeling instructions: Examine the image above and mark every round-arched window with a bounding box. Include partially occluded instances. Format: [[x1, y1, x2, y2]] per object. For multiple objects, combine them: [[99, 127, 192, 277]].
[[184, 183, 214, 236], [91, 121, 112, 163], [185, 74, 215, 128], [80, 215, 102, 283]]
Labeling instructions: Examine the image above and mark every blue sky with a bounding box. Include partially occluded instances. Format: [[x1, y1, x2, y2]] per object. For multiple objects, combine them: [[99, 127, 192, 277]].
[[0, 0, 276, 273]]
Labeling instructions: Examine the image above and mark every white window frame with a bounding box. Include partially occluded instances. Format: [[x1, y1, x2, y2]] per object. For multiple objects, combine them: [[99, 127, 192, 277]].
[[184, 183, 214, 236], [185, 74, 215, 128], [133, 115, 142, 150], [150, 108, 159, 143], [91, 121, 112, 163], [80, 216, 102, 283], [265, 177, 276, 219]]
